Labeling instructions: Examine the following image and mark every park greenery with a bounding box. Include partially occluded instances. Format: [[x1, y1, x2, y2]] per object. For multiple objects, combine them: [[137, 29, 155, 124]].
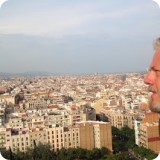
[[0, 126, 158, 160], [1, 145, 111, 160], [112, 126, 157, 160]]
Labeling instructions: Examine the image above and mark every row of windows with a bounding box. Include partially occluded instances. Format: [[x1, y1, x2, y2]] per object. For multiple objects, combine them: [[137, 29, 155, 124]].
[[12, 137, 29, 142], [13, 146, 25, 151], [13, 142, 29, 147], [48, 130, 63, 135]]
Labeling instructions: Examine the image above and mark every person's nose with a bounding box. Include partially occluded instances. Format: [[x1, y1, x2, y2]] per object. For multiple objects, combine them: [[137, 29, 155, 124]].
[[144, 71, 155, 85]]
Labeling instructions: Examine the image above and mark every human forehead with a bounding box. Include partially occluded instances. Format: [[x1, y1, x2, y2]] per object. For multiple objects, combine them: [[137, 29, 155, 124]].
[[150, 48, 160, 71]]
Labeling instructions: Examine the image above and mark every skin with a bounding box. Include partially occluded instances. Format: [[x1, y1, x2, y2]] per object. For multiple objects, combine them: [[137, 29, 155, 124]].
[[144, 48, 160, 113]]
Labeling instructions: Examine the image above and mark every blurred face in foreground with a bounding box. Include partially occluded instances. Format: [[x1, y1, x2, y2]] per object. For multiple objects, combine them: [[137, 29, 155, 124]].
[[144, 47, 160, 113]]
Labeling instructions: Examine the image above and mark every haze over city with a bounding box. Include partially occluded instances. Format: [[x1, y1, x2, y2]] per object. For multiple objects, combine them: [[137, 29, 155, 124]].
[[0, 0, 160, 74]]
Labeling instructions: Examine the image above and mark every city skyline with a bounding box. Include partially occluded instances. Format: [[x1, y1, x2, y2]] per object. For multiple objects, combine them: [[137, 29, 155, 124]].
[[0, 0, 160, 74]]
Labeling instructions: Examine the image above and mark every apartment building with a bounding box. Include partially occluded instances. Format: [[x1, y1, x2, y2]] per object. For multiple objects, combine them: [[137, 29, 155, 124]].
[[63, 126, 80, 149], [103, 109, 135, 129], [140, 122, 160, 153], [0, 128, 6, 149], [0, 95, 15, 105], [77, 121, 112, 151], [93, 99, 107, 114], [134, 119, 141, 145], [139, 112, 160, 153], [5, 117, 24, 129], [3, 121, 112, 153], [26, 116, 45, 128], [0, 103, 5, 127], [46, 126, 64, 151], [29, 128, 47, 149], [11, 130, 30, 152]]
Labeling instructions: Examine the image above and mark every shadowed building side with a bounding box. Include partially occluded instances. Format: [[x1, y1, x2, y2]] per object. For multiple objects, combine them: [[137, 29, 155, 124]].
[[79, 124, 94, 150], [78, 121, 112, 151]]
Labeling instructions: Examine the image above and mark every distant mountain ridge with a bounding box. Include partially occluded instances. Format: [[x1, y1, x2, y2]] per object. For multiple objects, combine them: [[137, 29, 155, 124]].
[[0, 71, 56, 77], [0, 70, 146, 78]]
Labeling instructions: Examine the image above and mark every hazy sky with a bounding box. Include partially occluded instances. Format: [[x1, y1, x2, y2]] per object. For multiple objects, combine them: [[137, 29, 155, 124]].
[[0, 0, 160, 74]]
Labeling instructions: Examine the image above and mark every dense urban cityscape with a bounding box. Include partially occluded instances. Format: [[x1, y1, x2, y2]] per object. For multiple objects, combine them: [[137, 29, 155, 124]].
[[0, 72, 159, 159], [1, 0, 160, 159]]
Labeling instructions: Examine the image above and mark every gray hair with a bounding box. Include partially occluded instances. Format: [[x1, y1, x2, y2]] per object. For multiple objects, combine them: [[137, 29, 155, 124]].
[[153, 37, 160, 50]]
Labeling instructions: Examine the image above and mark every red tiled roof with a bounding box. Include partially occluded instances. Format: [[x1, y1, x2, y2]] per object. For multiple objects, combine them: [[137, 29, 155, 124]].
[[47, 105, 58, 109], [22, 114, 26, 117]]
